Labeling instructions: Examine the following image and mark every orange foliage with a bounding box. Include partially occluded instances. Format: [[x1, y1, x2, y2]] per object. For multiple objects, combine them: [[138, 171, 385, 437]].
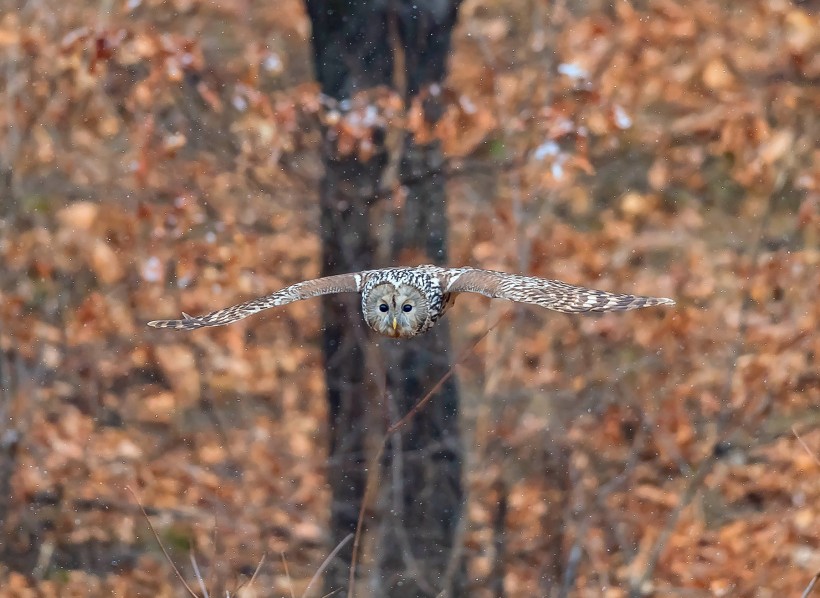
[[0, 0, 818, 595]]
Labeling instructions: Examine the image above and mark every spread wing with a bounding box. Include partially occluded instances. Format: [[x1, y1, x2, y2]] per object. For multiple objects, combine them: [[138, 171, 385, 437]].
[[147, 273, 362, 330], [444, 268, 674, 313]]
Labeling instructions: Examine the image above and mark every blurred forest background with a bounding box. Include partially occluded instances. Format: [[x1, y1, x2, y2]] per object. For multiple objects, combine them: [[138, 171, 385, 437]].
[[1, 0, 819, 596]]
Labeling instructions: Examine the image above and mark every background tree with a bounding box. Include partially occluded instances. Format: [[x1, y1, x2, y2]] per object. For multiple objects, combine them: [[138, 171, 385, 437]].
[[305, 1, 465, 595]]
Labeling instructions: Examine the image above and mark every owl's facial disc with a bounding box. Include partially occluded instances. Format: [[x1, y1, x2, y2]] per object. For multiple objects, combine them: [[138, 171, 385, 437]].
[[363, 282, 427, 338]]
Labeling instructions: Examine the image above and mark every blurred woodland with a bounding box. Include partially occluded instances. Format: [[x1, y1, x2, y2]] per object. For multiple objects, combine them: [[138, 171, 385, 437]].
[[0, 0, 819, 596]]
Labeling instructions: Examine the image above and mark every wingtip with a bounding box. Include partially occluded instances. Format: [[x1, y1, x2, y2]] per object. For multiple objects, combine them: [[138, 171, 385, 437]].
[[147, 312, 202, 330]]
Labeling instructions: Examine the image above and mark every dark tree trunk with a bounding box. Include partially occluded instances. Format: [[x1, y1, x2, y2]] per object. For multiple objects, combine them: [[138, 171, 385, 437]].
[[305, 1, 464, 596]]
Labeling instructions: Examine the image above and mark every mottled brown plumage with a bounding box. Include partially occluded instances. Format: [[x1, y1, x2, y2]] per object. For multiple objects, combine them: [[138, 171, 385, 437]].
[[147, 265, 675, 338]]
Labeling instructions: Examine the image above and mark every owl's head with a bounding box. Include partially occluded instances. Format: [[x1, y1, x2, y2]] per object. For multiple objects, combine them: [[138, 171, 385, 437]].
[[363, 282, 429, 338]]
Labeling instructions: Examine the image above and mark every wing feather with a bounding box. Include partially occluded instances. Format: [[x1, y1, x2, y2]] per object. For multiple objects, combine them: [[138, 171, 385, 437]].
[[147, 273, 362, 330], [445, 268, 674, 313]]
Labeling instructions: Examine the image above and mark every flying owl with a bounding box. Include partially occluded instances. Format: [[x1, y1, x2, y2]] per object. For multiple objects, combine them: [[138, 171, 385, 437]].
[[147, 265, 674, 339]]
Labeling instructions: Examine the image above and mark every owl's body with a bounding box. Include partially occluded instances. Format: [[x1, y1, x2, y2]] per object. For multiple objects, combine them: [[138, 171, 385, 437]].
[[148, 265, 674, 338]]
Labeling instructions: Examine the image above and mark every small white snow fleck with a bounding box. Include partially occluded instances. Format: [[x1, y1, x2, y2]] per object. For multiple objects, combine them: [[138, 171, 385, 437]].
[[533, 141, 560, 161], [141, 257, 164, 282], [263, 53, 282, 73], [363, 105, 379, 126], [232, 94, 248, 112], [557, 63, 588, 80], [459, 95, 477, 114], [553, 118, 574, 137], [614, 105, 633, 129]]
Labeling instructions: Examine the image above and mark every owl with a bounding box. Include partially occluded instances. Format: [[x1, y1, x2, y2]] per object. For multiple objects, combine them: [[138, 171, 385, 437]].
[[147, 265, 674, 339]]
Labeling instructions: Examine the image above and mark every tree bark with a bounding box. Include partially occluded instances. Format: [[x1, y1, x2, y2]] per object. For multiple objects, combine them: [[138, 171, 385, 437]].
[[305, 1, 464, 595]]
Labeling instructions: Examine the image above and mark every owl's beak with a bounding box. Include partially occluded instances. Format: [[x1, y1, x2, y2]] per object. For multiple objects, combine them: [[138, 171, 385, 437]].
[[392, 317, 398, 331]]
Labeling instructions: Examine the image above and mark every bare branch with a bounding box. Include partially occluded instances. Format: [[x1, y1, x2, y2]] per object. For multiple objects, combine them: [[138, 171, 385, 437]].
[[347, 322, 499, 598], [127, 486, 199, 598], [306, 534, 353, 598]]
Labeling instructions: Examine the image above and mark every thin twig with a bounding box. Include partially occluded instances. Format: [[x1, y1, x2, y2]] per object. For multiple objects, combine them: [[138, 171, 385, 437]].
[[234, 552, 267, 596], [282, 552, 295, 598], [793, 426, 820, 598], [490, 477, 507, 598], [628, 154, 787, 597], [190, 551, 210, 598], [436, 495, 469, 598], [305, 533, 353, 598], [386, 327, 492, 437], [566, 421, 649, 596], [629, 453, 717, 596], [802, 572, 820, 598], [792, 426, 820, 467], [126, 486, 199, 598], [207, 520, 218, 595], [561, 542, 584, 598], [385, 395, 437, 595], [347, 324, 497, 598]]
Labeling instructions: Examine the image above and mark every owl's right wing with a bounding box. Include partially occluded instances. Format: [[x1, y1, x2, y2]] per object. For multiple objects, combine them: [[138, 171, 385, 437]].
[[147, 272, 363, 330], [443, 268, 674, 313]]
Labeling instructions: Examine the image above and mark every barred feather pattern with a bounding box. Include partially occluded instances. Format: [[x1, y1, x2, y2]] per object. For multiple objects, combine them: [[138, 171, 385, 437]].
[[147, 273, 361, 330], [443, 268, 676, 313], [147, 265, 674, 336]]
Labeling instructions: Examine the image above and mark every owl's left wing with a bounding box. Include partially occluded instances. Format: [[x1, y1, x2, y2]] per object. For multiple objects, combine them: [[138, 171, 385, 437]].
[[443, 268, 674, 313], [148, 273, 363, 330]]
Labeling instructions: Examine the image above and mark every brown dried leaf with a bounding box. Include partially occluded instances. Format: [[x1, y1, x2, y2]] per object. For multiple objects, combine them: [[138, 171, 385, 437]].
[[153, 344, 201, 407], [57, 201, 99, 232], [702, 58, 736, 91]]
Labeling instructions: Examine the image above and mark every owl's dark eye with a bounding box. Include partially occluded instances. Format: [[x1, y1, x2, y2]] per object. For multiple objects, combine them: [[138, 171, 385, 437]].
[[379, 303, 389, 313], [402, 304, 413, 312]]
